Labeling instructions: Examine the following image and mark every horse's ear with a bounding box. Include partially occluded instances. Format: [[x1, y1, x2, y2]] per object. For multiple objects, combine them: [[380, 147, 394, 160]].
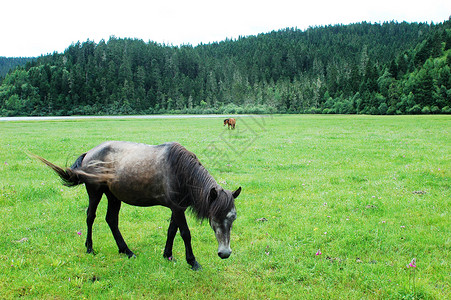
[[232, 187, 241, 199], [209, 187, 218, 202]]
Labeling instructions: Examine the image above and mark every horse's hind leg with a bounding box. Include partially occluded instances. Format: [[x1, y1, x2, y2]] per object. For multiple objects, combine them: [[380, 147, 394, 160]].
[[105, 191, 135, 258], [85, 185, 102, 254]]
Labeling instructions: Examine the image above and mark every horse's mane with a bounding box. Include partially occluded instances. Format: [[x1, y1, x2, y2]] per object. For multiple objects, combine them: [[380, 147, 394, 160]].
[[167, 143, 234, 220]]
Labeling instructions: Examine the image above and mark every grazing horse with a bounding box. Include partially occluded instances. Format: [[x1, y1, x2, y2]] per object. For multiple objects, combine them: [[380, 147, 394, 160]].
[[224, 118, 236, 129], [35, 141, 241, 270]]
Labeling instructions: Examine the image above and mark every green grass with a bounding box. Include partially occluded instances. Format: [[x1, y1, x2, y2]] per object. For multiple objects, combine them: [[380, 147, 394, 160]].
[[0, 115, 449, 299]]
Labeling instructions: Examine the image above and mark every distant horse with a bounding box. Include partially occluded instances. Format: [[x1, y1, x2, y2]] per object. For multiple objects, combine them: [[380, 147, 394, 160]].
[[224, 118, 236, 129], [34, 141, 241, 270]]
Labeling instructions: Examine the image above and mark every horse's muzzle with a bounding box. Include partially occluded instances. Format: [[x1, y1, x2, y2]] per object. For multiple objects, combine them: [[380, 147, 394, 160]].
[[218, 249, 232, 259]]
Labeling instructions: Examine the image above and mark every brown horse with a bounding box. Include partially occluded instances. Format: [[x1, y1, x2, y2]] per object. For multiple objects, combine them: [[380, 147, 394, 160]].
[[224, 118, 236, 129], [34, 141, 241, 270]]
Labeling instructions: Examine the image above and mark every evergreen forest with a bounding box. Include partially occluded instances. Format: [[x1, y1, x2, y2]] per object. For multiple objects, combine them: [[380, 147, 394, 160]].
[[0, 57, 34, 79], [1, 19, 450, 116]]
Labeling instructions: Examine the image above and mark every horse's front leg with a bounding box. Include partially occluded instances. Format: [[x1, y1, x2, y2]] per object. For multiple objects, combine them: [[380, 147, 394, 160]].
[[173, 210, 201, 270], [163, 212, 178, 261]]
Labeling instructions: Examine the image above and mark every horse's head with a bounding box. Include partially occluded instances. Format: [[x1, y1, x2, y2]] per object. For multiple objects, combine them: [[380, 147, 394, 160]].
[[209, 187, 241, 259], [223, 119, 229, 126]]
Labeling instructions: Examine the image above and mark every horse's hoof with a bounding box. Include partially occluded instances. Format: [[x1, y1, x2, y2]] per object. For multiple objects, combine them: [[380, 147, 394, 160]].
[[191, 261, 202, 271], [120, 249, 136, 258]]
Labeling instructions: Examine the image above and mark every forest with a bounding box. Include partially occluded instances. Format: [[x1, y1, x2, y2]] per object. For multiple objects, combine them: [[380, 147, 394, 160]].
[[0, 19, 450, 116], [0, 57, 34, 79]]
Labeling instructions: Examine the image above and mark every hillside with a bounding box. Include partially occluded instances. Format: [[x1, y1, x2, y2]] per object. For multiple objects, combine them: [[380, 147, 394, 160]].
[[0, 20, 450, 116], [0, 57, 35, 78]]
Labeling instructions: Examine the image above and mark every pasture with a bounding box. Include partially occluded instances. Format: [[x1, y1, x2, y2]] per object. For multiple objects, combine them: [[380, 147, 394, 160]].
[[0, 115, 449, 299]]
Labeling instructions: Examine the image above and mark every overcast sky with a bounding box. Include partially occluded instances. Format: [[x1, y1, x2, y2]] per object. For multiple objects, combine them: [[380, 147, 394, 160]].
[[1, 0, 450, 57]]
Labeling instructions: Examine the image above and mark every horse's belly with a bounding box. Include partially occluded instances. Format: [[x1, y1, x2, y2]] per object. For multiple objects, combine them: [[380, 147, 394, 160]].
[[109, 176, 168, 207], [110, 186, 167, 207], [120, 196, 165, 207]]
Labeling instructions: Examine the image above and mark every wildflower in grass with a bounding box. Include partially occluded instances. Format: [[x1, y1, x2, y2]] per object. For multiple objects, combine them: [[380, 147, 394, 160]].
[[315, 249, 322, 255], [408, 258, 416, 268], [77, 231, 82, 236], [408, 258, 417, 296]]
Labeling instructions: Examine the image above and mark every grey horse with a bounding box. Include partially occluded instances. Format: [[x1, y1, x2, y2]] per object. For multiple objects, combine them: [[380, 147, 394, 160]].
[[35, 141, 241, 270]]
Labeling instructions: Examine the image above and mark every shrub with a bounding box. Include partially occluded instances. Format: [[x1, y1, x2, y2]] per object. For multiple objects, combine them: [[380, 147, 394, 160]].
[[378, 103, 389, 115], [408, 104, 422, 114], [431, 106, 440, 114], [386, 106, 397, 115], [421, 106, 431, 114]]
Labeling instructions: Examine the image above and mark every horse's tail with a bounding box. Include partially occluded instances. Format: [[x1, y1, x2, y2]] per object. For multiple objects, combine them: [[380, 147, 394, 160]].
[[71, 153, 86, 170], [32, 154, 115, 187]]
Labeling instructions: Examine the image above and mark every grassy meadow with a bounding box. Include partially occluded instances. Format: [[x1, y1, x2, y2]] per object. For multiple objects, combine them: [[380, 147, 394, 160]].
[[0, 115, 449, 299]]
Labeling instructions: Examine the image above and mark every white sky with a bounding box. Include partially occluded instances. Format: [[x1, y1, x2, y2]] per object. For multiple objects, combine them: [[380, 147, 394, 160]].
[[1, 0, 450, 57]]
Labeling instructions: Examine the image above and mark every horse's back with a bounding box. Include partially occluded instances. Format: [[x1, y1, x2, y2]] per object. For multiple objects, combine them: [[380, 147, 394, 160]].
[[83, 141, 168, 164], [82, 141, 174, 206]]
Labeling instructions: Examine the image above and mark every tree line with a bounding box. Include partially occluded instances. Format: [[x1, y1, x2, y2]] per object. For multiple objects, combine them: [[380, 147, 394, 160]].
[[1, 19, 450, 116], [0, 57, 34, 78]]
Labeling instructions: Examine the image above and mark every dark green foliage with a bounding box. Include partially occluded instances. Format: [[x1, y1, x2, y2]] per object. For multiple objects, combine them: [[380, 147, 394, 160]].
[[1, 20, 450, 116], [0, 57, 35, 78]]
